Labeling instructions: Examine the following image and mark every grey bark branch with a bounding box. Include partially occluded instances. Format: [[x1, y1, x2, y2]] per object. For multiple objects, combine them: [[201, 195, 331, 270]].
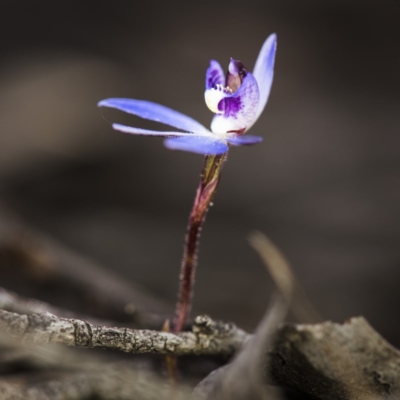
[[0, 310, 249, 357], [0, 327, 191, 400]]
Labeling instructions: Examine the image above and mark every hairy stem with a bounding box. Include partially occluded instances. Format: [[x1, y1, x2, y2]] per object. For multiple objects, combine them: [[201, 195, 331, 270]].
[[174, 153, 227, 332]]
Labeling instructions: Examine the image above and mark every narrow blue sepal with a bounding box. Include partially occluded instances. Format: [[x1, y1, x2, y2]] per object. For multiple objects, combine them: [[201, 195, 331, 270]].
[[226, 135, 263, 146], [164, 136, 228, 155], [98, 98, 209, 134]]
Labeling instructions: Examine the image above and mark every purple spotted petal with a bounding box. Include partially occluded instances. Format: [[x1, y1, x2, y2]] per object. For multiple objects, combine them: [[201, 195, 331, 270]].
[[252, 33, 277, 123], [164, 136, 228, 155], [210, 72, 260, 134], [112, 123, 209, 138], [98, 98, 209, 134], [226, 135, 263, 146], [205, 60, 225, 90]]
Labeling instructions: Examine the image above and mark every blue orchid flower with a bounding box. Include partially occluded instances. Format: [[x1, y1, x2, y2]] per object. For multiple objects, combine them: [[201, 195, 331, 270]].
[[98, 34, 277, 155]]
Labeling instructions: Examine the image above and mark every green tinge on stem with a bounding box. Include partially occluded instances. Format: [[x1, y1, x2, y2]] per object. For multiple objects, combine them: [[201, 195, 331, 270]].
[[174, 153, 227, 333]]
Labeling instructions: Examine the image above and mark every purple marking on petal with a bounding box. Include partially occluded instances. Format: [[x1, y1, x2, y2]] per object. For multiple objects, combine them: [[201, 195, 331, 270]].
[[205, 60, 225, 89], [226, 135, 263, 146], [211, 73, 260, 135], [164, 136, 228, 155], [218, 95, 242, 116], [98, 98, 209, 134], [252, 33, 277, 124], [112, 123, 208, 138]]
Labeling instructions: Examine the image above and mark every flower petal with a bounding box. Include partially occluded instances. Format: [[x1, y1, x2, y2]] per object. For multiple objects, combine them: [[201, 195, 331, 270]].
[[98, 98, 209, 134], [226, 135, 263, 146], [112, 123, 208, 137], [252, 33, 277, 123], [164, 136, 228, 155], [205, 60, 225, 90], [210, 72, 260, 134]]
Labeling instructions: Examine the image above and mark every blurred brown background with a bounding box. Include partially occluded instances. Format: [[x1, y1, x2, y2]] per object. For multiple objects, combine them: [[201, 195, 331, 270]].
[[0, 0, 399, 343]]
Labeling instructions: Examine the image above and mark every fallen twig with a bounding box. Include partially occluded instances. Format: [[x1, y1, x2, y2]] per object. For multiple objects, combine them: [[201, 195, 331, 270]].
[[0, 310, 249, 357], [0, 326, 192, 400]]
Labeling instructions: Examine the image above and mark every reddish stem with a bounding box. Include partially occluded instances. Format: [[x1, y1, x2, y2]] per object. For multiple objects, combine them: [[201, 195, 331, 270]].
[[173, 153, 227, 332]]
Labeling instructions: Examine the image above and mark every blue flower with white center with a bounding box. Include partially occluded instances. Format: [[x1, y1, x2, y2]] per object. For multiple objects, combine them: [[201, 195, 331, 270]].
[[98, 34, 277, 155]]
